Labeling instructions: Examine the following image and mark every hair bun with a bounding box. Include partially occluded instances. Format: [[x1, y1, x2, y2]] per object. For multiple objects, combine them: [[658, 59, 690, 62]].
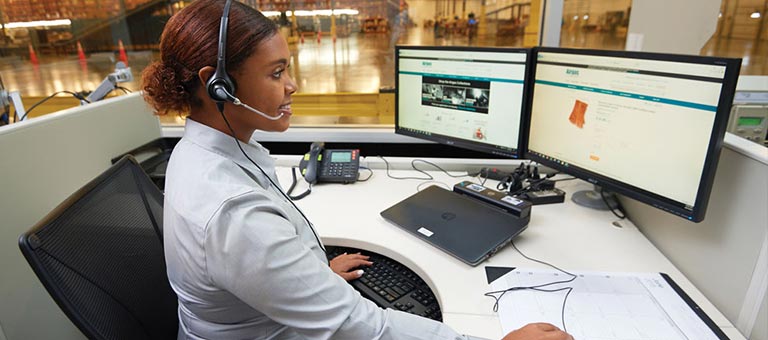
[[141, 61, 196, 115]]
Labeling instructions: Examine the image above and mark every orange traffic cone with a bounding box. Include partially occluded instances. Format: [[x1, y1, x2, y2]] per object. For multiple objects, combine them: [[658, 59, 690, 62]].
[[28, 43, 39, 65], [118, 39, 128, 65], [76, 41, 86, 63]]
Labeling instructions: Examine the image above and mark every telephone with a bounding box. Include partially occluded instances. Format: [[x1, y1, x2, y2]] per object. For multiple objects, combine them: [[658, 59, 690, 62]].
[[299, 142, 360, 184]]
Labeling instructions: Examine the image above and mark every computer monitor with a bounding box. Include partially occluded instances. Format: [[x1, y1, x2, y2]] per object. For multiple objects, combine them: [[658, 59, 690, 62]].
[[526, 47, 741, 222], [395, 46, 531, 158]]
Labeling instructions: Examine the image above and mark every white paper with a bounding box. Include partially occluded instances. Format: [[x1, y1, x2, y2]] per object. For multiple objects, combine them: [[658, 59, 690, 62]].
[[489, 268, 721, 340]]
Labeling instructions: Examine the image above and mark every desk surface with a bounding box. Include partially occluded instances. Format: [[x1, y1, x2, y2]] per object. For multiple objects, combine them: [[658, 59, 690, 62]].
[[273, 157, 744, 340]]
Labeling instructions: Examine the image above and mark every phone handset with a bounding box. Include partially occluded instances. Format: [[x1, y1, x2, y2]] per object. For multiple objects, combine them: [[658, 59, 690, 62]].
[[302, 142, 325, 185]]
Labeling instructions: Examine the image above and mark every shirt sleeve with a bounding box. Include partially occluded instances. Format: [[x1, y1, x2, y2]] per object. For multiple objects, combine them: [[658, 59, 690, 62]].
[[204, 190, 491, 340]]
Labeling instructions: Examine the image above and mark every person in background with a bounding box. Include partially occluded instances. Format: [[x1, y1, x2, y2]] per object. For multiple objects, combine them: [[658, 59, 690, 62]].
[[142, 1, 574, 339]]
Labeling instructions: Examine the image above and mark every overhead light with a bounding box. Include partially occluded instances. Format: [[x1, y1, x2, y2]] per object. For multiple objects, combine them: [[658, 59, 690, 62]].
[[5, 19, 72, 29], [573, 15, 579, 20], [583, 14, 589, 20], [262, 9, 359, 17], [750, 10, 760, 19], [331, 9, 359, 15]]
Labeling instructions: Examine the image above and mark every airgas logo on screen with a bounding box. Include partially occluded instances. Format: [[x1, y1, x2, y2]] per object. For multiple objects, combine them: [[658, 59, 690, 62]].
[[566, 69, 580, 76], [422, 61, 432, 66]]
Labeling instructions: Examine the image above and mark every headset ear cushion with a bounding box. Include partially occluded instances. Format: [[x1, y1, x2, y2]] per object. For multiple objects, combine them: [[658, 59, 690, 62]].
[[206, 74, 236, 102]]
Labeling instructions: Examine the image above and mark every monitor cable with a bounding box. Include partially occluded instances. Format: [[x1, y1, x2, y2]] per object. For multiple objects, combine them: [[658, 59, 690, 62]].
[[378, 156, 474, 181], [601, 190, 626, 220], [378, 156, 433, 180], [411, 159, 471, 179]]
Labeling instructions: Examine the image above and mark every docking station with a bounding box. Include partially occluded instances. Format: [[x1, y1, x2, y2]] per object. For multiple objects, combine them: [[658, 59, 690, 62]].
[[453, 181, 532, 218]]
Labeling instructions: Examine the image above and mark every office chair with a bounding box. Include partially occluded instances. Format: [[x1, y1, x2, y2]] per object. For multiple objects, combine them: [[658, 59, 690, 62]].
[[19, 156, 178, 340]]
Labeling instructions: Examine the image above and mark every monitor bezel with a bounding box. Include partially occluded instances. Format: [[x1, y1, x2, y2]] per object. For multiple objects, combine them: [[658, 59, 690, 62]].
[[394, 45, 533, 159], [525, 47, 741, 222]]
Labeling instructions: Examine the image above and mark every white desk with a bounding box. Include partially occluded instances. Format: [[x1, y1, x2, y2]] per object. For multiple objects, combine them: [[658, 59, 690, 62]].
[[273, 157, 745, 340]]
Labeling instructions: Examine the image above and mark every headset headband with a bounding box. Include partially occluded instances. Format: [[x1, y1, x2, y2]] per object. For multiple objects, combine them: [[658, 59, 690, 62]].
[[207, 0, 236, 106]]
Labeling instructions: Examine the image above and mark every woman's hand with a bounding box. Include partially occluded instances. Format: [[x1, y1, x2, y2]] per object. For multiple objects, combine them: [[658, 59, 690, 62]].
[[502, 323, 574, 340], [329, 252, 373, 281]]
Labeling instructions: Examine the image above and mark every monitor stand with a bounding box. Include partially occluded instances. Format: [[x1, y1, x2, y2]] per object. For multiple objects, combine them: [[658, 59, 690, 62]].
[[571, 185, 619, 211]]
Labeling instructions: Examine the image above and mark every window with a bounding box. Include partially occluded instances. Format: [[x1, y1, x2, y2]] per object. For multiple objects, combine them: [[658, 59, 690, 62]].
[[1, 0, 764, 124]]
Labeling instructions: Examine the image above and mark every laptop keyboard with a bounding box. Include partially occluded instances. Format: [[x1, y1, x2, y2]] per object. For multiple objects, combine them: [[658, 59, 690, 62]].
[[326, 246, 442, 321]]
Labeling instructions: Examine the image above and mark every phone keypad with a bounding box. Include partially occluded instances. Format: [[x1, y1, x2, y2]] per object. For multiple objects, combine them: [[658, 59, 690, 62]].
[[321, 163, 355, 178]]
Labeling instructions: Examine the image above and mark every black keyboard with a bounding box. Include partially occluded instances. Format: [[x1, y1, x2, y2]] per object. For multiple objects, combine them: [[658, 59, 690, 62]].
[[326, 246, 442, 321]]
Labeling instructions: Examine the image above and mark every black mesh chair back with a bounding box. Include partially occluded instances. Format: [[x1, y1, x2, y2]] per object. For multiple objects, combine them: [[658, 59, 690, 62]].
[[19, 156, 178, 340]]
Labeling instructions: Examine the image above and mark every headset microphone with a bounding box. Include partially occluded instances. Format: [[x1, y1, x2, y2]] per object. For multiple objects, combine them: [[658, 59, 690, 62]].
[[215, 86, 284, 120], [229, 93, 285, 121]]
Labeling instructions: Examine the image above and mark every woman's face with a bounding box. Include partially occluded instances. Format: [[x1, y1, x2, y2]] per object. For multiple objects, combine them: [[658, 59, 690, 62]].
[[230, 33, 297, 132]]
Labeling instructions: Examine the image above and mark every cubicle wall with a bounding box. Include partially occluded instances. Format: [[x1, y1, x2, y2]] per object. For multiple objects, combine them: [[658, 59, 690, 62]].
[[621, 134, 768, 340], [0, 93, 161, 340]]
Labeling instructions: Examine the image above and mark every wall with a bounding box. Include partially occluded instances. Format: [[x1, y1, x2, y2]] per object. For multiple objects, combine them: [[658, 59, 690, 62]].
[[627, 0, 721, 54], [621, 134, 768, 340], [753, 294, 768, 340], [0, 93, 161, 340]]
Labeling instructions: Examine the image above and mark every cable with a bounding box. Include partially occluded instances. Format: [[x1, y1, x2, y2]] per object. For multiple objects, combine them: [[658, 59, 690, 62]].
[[484, 240, 577, 332], [479, 171, 488, 186], [600, 190, 626, 220], [411, 159, 472, 179], [378, 156, 475, 181], [16, 91, 89, 122], [357, 166, 373, 182], [378, 156, 433, 180], [416, 181, 450, 192], [510, 241, 576, 277], [218, 107, 325, 252], [286, 167, 312, 200], [107, 86, 132, 97]]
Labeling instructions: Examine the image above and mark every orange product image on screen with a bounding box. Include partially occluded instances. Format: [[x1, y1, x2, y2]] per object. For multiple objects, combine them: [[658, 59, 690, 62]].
[[569, 99, 588, 128]]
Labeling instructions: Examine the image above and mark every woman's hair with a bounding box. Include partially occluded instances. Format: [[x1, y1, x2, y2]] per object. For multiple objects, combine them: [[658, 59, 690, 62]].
[[142, 0, 278, 115]]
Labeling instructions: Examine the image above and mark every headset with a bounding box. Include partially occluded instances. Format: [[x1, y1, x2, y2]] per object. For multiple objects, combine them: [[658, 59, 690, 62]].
[[208, 0, 325, 252], [206, 0, 284, 121]]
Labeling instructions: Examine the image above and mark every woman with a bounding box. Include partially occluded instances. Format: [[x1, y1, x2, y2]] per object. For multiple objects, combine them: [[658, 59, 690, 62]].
[[142, 1, 573, 339]]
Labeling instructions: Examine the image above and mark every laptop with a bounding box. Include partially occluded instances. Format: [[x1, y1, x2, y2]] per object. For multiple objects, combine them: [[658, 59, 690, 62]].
[[380, 185, 530, 266]]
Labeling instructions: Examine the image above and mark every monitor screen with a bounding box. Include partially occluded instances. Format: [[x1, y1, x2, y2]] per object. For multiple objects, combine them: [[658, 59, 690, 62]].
[[526, 48, 740, 222], [395, 46, 531, 158]]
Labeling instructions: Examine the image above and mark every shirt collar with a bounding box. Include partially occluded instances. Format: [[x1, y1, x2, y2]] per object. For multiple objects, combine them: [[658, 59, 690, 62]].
[[183, 118, 278, 185]]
